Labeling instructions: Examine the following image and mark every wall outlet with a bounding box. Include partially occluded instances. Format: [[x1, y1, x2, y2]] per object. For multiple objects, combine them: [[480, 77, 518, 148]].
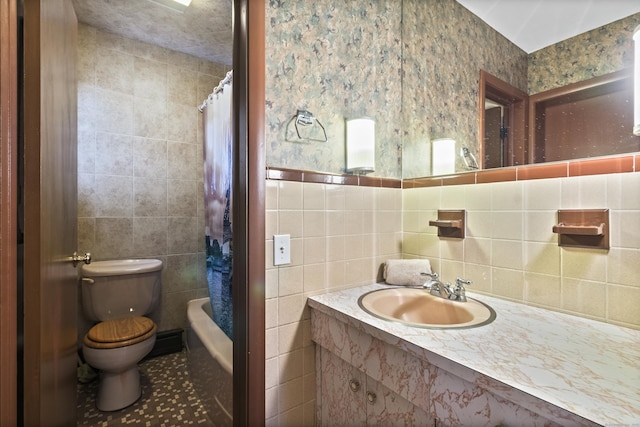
[[273, 234, 291, 266]]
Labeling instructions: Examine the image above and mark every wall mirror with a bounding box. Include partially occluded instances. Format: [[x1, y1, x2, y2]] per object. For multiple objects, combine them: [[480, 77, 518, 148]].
[[401, 2, 640, 179]]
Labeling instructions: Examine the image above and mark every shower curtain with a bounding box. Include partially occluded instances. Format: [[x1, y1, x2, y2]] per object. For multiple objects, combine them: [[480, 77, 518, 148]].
[[202, 78, 233, 340]]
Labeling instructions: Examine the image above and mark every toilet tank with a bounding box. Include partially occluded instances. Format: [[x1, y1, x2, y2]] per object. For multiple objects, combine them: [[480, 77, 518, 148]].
[[80, 259, 162, 322]]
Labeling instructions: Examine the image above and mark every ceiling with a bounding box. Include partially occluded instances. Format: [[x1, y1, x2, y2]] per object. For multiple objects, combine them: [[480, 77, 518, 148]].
[[456, 0, 640, 53], [71, 1, 640, 64], [71, 0, 233, 65]]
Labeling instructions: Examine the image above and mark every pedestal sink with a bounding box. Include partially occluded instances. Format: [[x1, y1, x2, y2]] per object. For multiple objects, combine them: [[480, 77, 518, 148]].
[[358, 287, 496, 329]]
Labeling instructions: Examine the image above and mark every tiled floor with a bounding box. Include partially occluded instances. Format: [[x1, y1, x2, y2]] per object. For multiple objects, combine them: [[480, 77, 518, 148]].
[[77, 350, 213, 426]]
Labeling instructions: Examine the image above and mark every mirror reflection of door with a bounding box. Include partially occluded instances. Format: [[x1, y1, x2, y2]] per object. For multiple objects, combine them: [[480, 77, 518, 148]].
[[484, 99, 507, 169], [479, 70, 528, 169]]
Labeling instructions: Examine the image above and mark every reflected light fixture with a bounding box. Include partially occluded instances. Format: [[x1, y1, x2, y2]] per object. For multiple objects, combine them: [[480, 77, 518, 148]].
[[346, 117, 375, 174], [634, 24, 640, 136], [432, 138, 456, 176], [147, 0, 192, 13]]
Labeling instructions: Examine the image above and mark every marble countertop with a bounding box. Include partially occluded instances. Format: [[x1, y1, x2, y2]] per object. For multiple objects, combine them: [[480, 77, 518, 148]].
[[308, 283, 640, 426]]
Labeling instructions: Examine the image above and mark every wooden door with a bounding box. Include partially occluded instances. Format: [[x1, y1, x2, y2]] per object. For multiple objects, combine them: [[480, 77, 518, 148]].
[[22, 0, 78, 425]]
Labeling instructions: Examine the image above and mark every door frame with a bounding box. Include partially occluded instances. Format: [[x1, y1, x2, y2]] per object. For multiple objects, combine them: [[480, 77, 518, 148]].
[[479, 70, 528, 168], [0, 0, 19, 422], [233, 0, 266, 424]]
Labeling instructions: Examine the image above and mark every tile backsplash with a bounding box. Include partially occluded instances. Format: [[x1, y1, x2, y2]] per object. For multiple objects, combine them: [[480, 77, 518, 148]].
[[403, 172, 640, 328], [266, 168, 640, 426]]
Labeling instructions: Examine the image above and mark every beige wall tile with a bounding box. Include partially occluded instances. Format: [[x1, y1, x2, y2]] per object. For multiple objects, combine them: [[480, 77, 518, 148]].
[[302, 211, 325, 237], [133, 217, 168, 257], [491, 181, 523, 210], [167, 179, 196, 217], [95, 49, 134, 93], [560, 175, 607, 209], [303, 263, 326, 294], [464, 183, 492, 210], [491, 268, 524, 301], [167, 142, 197, 179], [95, 175, 133, 217], [466, 210, 492, 238], [492, 240, 523, 270], [95, 133, 133, 176], [279, 266, 304, 297], [278, 210, 303, 238], [524, 242, 560, 276], [166, 102, 198, 143], [279, 181, 303, 209], [463, 237, 491, 265], [95, 88, 134, 134], [133, 137, 167, 178], [303, 183, 325, 210], [266, 180, 278, 209], [561, 248, 607, 282], [524, 178, 561, 210], [325, 185, 346, 210], [525, 272, 561, 308], [607, 248, 640, 287], [607, 284, 640, 325], [524, 211, 557, 243], [562, 278, 606, 318], [491, 211, 523, 240], [610, 211, 640, 249], [608, 173, 640, 210]]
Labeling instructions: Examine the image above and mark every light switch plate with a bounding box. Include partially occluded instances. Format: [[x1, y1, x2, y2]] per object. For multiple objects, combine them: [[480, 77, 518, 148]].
[[273, 234, 291, 266]]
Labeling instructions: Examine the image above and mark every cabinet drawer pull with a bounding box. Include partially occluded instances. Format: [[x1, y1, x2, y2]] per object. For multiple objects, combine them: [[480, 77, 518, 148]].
[[349, 379, 360, 392], [366, 391, 377, 405]]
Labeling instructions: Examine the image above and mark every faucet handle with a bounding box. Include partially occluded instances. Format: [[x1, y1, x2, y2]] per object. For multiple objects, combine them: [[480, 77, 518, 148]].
[[452, 278, 471, 302], [455, 277, 472, 287], [420, 272, 439, 289]]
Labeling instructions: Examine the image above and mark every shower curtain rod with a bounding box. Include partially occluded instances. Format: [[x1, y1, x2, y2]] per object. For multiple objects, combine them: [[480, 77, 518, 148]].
[[198, 70, 233, 112]]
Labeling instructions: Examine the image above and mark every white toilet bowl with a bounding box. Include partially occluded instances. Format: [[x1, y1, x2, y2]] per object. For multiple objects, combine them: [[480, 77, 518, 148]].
[[83, 332, 156, 411], [80, 259, 162, 411]]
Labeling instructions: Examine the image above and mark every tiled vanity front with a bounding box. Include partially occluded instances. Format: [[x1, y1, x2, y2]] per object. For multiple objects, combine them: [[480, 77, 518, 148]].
[[309, 284, 640, 427]]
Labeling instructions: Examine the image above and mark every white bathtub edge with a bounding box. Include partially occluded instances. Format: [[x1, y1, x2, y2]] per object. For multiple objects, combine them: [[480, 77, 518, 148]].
[[187, 297, 233, 375]]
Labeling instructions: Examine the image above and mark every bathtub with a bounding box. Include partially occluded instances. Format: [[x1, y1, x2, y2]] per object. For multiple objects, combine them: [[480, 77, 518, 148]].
[[186, 297, 233, 425]]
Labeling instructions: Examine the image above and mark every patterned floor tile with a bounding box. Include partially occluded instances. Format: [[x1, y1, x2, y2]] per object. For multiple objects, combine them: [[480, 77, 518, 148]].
[[77, 350, 213, 426]]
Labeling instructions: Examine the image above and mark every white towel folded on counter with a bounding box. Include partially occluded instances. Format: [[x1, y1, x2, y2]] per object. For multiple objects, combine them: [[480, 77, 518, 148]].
[[383, 259, 432, 287]]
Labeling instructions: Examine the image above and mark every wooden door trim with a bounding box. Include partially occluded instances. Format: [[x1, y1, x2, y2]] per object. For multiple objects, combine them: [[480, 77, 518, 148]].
[[0, 0, 18, 423], [479, 70, 529, 167], [233, 0, 266, 424]]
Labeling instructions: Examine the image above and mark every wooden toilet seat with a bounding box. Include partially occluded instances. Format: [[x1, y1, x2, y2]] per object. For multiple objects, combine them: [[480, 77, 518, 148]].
[[84, 316, 156, 349]]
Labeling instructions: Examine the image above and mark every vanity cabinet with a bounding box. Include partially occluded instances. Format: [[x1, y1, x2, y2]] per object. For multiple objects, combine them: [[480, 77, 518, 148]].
[[311, 306, 568, 427], [317, 347, 433, 427]]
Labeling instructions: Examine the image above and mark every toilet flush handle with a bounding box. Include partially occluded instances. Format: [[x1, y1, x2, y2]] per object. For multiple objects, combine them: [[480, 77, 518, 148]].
[[71, 252, 92, 268]]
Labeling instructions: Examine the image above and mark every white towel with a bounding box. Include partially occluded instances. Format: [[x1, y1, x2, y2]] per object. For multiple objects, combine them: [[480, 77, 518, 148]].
[[383, 259, 432, 287]]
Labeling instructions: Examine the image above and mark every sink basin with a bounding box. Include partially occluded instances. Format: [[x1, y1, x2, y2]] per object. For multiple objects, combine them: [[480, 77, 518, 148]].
[[358, 287, 496, 329]]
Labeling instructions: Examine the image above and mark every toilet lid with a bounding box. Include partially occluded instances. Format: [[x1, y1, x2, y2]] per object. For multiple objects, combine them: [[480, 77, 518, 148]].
[[84, 317, 156, 349]]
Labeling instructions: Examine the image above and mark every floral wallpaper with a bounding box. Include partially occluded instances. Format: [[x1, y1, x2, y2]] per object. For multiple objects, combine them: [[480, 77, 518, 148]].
[[266, 0, 403, 178], [265, 1, 638, 179], [528, 13, 640, 95], [401, 0, 527, 178]]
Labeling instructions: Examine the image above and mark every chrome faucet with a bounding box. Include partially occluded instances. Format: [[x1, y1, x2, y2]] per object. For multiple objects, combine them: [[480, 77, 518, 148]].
[[421, 272, 452, 298], [451, 277, 472, 302], [420, 273, 471, 302]]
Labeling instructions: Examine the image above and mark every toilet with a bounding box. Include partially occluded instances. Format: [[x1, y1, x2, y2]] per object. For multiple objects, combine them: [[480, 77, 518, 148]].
[[80, 258, 162, 411]]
